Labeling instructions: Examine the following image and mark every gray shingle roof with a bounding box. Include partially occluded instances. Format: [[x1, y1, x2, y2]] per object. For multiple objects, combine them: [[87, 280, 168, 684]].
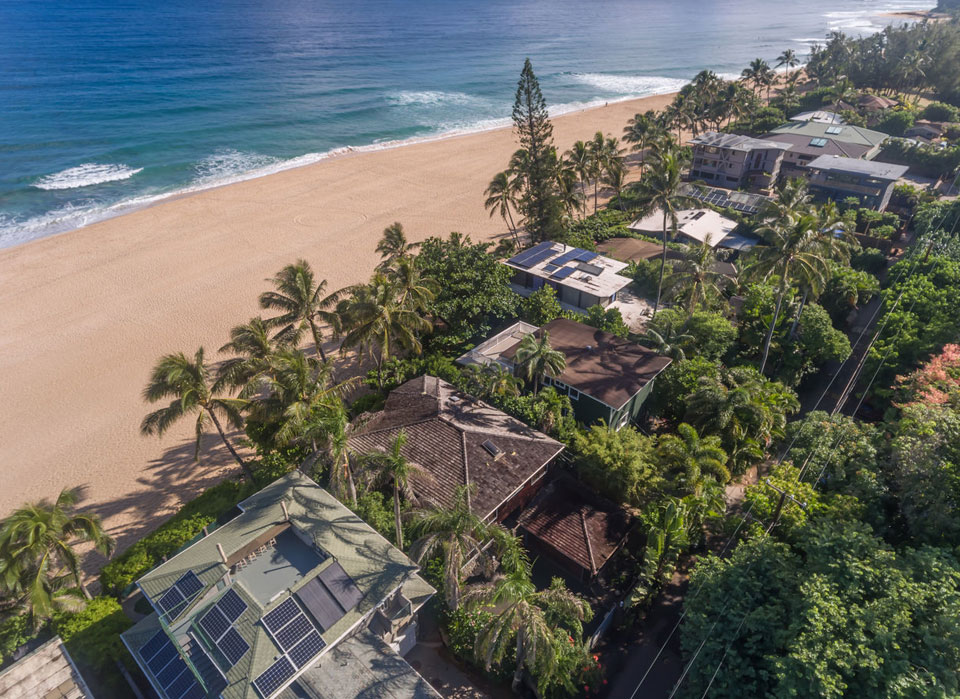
[[769, 121, 888, 148], [805, 155, 909, 180], [690, 131, 791, 151]]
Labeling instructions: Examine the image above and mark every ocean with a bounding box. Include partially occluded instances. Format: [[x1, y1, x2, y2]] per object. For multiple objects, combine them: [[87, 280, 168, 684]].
[[0, 0, 936, 248]]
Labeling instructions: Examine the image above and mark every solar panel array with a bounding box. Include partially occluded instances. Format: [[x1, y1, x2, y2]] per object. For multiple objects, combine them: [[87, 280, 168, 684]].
[[681, 185, 765, 215], [156, 571, 205, 618], [138, 629, 204, 699], [254, 596, 327, 697], [506, 241, 556, 269], [197, 588, 250, 670], [550, 266, 575, 280]]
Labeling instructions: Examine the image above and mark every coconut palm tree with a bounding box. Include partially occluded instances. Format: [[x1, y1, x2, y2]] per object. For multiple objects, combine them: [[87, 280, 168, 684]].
[[358, 430, 435, 549], [776, 49, 800, 77], [667, 237, 734, 314], [375, 222, 420, 268], [336, 273, 431, 389], [602, 160, 627, 210], [408, 485, 489, 610], [564, 141, 592, 217], [465, 568, 591, 692], [384, 255, 436, 313], [514, 331, 566, 395], [641, 325, 693, 361], [623, 110, 662, 175], [324, 402, 358, 503], [0, 488, 114, 624], [656, 423, 731, 493], [463, 362, 521, 399], [141, 348, 254, 481], [741, 58, 773, 97], [259, 260, 334, 362], [217, 316, 283, 389], [748, 211, 832, 374], [484, 171, 521, 245], [631, 144, 693, 317]]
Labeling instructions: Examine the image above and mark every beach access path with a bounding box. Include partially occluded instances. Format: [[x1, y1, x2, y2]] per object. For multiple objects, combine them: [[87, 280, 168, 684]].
[[0, 92, 676, 565]]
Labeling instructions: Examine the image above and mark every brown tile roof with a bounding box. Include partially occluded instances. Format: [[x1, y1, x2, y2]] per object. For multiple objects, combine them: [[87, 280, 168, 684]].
[[518, 478, 631, 576], [502, 318, 672, 410], [349, 377, 563, 521]]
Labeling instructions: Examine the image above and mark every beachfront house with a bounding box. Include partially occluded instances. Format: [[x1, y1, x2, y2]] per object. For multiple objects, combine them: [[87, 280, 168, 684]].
[[804, 155, 909, 211], [688, 132, 791, 191], [502, 241, 633, 313], [349, 376, 565, 523], [121, 472, 438, 699], [764, 121, 889, 180], [460, 318, 672, 430], [627, 208, 754, 251]]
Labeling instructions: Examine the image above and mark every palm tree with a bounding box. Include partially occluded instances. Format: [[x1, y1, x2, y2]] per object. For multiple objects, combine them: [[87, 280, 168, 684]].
[[323, 402, 358, 503], [465, 568, 591, 692], [408, 485, 489, 610], [632, 144, 692, 317], [0, 488, 114, 624], [384, 255, 436, 313], [748, 212, 832, 374], [259, 260, 334, 362], [375, 222, 420, 268], [641, 325, 692, 361], [463, 362, 521, 399], [358, 430, 435, 549], [564, 141, 592, 217], [217, 316, 282, 389], [656, 423, 731, 493], [623, 110, 661, 175], [141, 348, 254, 481], [741, 58, 773, 97], [667, 238, 733, 314], [484, 171, 521, 246], [337, 273, 431, 389], [514, 331, 566, 395], [776, 49, 800, 78], [602, 160, 627, 210]]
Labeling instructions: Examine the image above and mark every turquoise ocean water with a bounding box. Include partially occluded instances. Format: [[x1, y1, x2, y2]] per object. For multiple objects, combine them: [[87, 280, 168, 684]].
[[0, 0, 935, 247]]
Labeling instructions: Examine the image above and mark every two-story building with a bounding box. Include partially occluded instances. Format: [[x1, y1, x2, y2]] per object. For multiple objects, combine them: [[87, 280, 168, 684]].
[[688, 132, 792, 191], [121, 472, 439, 699], [460, 318, 672, 430], [804, 155, 909, 211], [763, 121, 888, 180], [503, 241, 633, 313]]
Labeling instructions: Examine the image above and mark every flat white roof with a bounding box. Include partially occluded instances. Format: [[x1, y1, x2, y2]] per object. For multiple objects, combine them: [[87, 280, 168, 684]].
[[790, 110, 844, 124], [805, 155, 909, 180], [503, 242, 632, 298], [628, 208, 738, 249]]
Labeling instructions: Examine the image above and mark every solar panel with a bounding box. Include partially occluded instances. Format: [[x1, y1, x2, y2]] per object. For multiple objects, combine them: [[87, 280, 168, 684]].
[[542, 263, 559, 274], [175, 571, 203, 599], [158, 586, 185, 615], [507, 241, 553, 268], [199, 606, 230, 642], [524, 248, 557, 267], [576, 250, 598, 261], [181, 684, 206, 699], [166, 666, 198, 699], [274, 614, 312, 651], [550, 248, 583, 266], [263, 598, 301, 633], [217, 627, 250, 667], [550, 266, 575, 280], [288, 631, 325, 669], [217, 589, 247, 623], [157, 656, 188, 686], [147, 641, 177, 674], [295, 577, 344, 632], [253, 656, 295, 698], [316, 562, 364, 613], [139, 630, 169, 662]]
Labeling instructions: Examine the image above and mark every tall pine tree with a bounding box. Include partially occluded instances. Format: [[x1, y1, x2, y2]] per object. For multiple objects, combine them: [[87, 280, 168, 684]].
[[512, 59, 563, 242]]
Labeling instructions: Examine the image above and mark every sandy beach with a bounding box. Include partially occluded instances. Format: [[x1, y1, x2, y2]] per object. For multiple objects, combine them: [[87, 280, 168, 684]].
[[0, 92, 675, 562]]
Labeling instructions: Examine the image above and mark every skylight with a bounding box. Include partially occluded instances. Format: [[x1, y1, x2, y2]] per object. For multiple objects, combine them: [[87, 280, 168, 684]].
[[825, 126, 843, 135], [810, 138, 828, 147]]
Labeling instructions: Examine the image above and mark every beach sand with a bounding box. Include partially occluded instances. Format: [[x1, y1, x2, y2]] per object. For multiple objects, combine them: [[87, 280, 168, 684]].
[[0, 92, 676, 567]]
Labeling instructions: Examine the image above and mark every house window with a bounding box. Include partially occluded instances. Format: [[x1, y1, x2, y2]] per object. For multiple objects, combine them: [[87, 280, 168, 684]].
[[568, 389, 580, 401], [543, 376, 552, 386], [618, 412, 630, 429], [553, 379, 567, 391]]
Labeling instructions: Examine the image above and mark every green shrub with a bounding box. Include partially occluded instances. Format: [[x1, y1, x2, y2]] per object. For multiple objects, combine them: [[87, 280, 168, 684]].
[[348, 391, 386, 417], [52, 598, 131, 673], [347, 490, 398, 545], [876, 109, 916, 137], [851, 248, 888, 275], [580, 304, 630, 338], [872, 224, 898, 240], [650, 356, 723, 422], [920, 101, 959, 122], [628, 258, 673, 298], [520, 286, 563, 325], [879, 138, 960, 177], [0, 614, 41, 665]]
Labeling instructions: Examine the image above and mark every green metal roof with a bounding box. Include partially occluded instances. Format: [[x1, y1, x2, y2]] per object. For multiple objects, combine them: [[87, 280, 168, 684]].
[[122, 471, 434, 699], [769, 121, 888, 148]]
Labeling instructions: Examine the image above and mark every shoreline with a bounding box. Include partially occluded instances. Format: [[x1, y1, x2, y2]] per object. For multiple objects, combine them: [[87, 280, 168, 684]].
[[0, 90, 677, 561], [3, 91, 677, 251]]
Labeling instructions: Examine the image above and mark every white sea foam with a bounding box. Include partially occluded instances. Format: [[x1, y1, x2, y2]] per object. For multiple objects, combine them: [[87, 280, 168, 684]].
[[388, 90, 484, 107], [568, 73, 688, 96], [33, 163, 143, 190], [193, 149, 281, 186]]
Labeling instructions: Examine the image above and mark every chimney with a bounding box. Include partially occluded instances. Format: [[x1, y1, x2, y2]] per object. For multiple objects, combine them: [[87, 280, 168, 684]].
[[281, 500, 290, 522], [216, 543, 228, 565]]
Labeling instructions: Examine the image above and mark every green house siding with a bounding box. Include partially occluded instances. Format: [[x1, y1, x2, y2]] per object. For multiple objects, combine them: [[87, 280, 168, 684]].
[[567, 377, 659, 428]]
